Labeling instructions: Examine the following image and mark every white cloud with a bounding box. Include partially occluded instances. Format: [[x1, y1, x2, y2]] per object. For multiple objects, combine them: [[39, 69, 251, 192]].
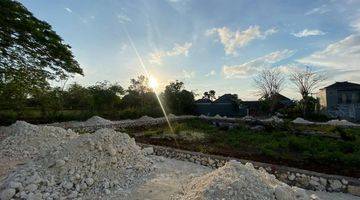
[[205, 70, 216, 77], [305, 5, 330, 15], [292, 29, 326, 37], [206, 26, 277, 55], [351, 18, 360, 32], [182, 69, 196, 79], [117, 14, 132, 24], [65, 7, 72, 13], [149, 42, 192, 65], [222, 49, 294, 78], [298, 34, 360, 70]]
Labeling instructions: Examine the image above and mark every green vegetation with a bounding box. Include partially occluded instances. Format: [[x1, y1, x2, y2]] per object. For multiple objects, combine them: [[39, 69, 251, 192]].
[[0, 77, 196, 125], [135, 119, 360, 176], [0, 1, 195, 125], [0, 0, 83, 114]]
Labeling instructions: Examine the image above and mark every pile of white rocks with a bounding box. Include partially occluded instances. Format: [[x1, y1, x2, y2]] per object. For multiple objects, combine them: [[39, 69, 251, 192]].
[[82, 116, 114, 126], [0, 128, 153, 200], [178, 160, 310, 200], [0, 121, 78, 161], [292, 118, 314, 125]]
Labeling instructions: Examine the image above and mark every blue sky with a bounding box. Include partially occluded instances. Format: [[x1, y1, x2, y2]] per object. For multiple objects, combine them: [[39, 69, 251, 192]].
[[19, 0, 360, 100]]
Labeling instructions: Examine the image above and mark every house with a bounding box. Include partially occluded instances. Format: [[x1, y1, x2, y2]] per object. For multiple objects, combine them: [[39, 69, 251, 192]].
[[239, 93, 294, 116], [317, 81, 360, 121], [195, 94, 246, 117]]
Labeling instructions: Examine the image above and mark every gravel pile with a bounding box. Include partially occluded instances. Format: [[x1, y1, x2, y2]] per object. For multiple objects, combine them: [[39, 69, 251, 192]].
[[292, 118, 313, 125], [137, 116, 155, 121], [179, 160, 309, 200], [83, 116, 113, 126], [0, 128, 153, 200], [0, 121, 78, 161], [262, 116, 284, 123], [325, 119, 357, 126]]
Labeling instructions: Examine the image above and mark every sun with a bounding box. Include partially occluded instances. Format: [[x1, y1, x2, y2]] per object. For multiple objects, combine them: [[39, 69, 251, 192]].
[[148, 76, 159, 90]]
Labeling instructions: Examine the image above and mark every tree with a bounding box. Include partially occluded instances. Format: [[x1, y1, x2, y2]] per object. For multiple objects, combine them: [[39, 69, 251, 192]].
[[0, 0, 83, 112], [128, 75, 151, 95], [253, 68, 285, 113], [162, 80, 195, 115], [290, 67, 326, 117], [203, 90, 216, 100], [88, 81, 124, 111], [124, 75, 154, 108], [63, 83, 93, 110]]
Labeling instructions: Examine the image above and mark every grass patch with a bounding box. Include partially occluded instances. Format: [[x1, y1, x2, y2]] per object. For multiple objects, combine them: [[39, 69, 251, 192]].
[[134, 118, 360, 176]]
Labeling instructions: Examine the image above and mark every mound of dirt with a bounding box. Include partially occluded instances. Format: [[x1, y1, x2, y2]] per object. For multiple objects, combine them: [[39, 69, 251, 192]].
[[84, 116, 113, 126], [325, 119, 357, 126], [292, 117, 313, 125], [137, 116, 155, 121], [0, 121, 78, 161], [262, 116, 284, 123], [168, 114, 177, 118], [0, 128, 153, 200], [179, 160, 309, 200]]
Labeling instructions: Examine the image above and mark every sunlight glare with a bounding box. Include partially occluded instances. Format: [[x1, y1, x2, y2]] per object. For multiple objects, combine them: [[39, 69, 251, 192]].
[[149, 76, 158, 90]]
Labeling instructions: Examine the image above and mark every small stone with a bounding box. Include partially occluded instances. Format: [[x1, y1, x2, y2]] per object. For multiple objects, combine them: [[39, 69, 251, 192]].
[[107, 145, 116, 156], [68, 191, 78, 198], [85, 178, 94, 186], [80, 183, 88, 190], [104, 189, 111, 195], [288, 174, 295, 181], [319, 177, 327, 186], [0, 189, 16, 200], [330, 180, 342, 191], [25, 184, 38, 192], [141, 147, 154, 155], [55, 159, 66, 167], [341, 179, 348, 185], [63, 181, 74, 190], [8, 181, 22, 189]]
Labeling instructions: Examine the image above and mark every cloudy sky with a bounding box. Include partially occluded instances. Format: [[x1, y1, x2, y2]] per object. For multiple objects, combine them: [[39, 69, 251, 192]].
[[19, 0, 360, 100]]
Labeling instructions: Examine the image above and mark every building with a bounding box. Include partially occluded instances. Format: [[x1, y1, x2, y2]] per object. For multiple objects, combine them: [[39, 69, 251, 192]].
[[195, 94, 246, 117], [195, 93, 294, 117], [240, 93, 294, 116], [318, 81, 360, 121]]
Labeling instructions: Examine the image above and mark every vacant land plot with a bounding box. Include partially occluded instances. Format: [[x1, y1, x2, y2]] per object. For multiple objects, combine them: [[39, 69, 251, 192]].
[[128, 118, 360, 177]]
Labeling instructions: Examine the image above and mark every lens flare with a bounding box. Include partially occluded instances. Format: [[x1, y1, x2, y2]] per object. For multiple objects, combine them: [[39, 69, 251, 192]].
[[149, 76, 158, 90], [122, 25, 174, 134]]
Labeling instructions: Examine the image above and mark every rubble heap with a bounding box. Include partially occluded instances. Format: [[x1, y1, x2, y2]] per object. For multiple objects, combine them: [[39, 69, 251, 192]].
[[0, 128, 153, 200], [179, 160, 309, 200]]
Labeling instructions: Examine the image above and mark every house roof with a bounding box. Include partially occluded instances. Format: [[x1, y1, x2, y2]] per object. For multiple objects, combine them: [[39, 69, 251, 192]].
[[195, 98, 212, 103], [213, 94, 238, 103], [322, 81, 360, 91]]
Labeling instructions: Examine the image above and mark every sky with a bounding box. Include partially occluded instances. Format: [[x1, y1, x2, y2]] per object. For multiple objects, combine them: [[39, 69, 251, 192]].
[[19, 0, 360, 100]]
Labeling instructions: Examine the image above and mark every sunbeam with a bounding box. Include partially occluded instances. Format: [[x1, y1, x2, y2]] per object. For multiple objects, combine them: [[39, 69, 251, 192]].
[[121, 25, 174, 134]]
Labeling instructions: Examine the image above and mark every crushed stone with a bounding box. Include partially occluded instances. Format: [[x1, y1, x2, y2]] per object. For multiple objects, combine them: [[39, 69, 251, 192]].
[[0, 128, 153, 200], [0, 121, 78, 161], [83, 116, 113, 126], [178, 160, 308, 200], [325, 119, 357, 126], [262, 116, 284, 123], [292, 118, 314, 125]]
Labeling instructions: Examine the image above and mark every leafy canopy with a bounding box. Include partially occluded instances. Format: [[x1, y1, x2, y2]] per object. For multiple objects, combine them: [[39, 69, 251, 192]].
[[0, 0, 83, 88]]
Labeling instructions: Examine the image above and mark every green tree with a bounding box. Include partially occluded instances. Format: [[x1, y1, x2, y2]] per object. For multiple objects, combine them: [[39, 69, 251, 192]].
[[162, 80, 195, 115], [203, 90, 216, 101], [0, 0, 83, 112], [88, 81, 124, 111], [63, 83, 93, 110]]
